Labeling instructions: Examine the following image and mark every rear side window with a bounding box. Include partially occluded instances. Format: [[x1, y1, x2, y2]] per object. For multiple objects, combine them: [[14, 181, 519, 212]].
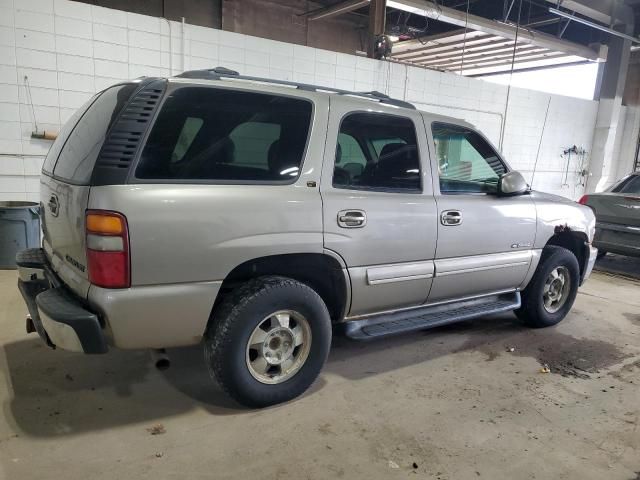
[[136, 87, 313, 182], [333, 113, 421, 192], [52, 84, 138, 183]]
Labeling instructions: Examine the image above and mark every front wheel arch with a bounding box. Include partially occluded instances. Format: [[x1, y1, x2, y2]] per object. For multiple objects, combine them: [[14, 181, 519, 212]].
[[544, 229, 589, 281], [516, 245, 580, 328]]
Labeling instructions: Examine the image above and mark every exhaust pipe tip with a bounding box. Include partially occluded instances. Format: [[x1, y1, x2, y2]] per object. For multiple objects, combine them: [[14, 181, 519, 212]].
[[150, 348, 170, 370], [26, 315, 36, 334]]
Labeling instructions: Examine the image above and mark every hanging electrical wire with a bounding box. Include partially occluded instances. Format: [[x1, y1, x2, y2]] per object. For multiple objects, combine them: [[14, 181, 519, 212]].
[[530, 97, 552, 188], [458, 0, 471, 75], [498, 0, 523, 151]]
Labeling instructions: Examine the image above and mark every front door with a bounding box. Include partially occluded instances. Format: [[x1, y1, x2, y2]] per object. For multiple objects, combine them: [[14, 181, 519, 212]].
[[321, 100, 438, 317], [426, 120, 537, 302]]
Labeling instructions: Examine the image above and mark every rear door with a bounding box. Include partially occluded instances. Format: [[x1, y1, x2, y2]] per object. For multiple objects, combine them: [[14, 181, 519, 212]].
[[321, 100, 438, 317], [41, 83, 138, 297]]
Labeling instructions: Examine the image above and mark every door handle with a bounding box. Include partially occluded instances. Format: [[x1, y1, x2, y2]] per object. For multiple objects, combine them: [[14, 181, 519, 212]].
[[338, 210, 367, 228], [441, 210, 462, 226]]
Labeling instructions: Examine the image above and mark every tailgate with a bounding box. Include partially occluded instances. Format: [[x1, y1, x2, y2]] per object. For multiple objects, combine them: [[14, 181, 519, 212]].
[[41, 177, 91, 297], [40, 82, 141, 297]]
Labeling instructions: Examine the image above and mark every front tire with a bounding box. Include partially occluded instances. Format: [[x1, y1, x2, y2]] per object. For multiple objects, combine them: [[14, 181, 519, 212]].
[[204, 276, 331, 408], [516, 246, 580, 328]]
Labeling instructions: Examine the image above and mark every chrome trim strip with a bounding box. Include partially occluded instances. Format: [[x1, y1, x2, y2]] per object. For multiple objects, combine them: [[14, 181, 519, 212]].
[[369, 273, 433, 285], [344, 288, 517, 321], [436, 261, 530, 276], [434, 250, 533, 276], [366, 260, 434, 285]]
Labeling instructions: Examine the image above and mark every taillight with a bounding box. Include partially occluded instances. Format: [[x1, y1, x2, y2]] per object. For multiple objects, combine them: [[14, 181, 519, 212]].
[[578, 194, 589, 205], [86, 210, 130, 288]]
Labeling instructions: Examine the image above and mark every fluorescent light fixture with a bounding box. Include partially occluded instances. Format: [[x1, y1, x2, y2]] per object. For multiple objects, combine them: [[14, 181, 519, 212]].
[[549, 7, 640, 44]]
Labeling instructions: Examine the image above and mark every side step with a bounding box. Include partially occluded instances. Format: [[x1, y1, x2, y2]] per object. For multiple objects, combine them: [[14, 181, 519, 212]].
[[342, 292, 521, 340]]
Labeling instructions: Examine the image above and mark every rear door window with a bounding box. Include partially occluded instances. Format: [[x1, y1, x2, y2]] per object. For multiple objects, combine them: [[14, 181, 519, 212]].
[[332, 113, 421, 192], [335, 133, 367, 181], [52, 83, 138, 184], [135, 87, 313, 182]]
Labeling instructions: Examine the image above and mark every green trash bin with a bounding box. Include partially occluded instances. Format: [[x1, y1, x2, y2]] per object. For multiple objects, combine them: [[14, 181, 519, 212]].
[[0, 201, 41, 269]]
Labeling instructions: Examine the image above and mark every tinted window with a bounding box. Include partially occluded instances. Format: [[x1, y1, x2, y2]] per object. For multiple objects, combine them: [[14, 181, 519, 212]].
[[611, 174, 640, 194], [333, 113, 420, 192], [372, 137, 406, 156], [171, 117, 204, 163], [432, 123, 506, 194], [42, 95, 96, 174], [136, 87, 312, 182], [336, 133, 367, 180], [53, 84, 137, 183]]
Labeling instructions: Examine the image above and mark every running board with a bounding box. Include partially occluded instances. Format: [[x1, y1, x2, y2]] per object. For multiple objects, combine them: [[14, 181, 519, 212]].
[[342, 292, 521, 340]]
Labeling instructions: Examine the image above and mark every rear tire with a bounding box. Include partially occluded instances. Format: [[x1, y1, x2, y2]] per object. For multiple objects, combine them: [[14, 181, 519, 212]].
[[515, 246, 580, 328], [204, 276, 331, 408]]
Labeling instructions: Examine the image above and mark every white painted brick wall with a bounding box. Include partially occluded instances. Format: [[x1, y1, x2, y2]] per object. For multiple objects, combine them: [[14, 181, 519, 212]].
[[0, 0, 618, 203]]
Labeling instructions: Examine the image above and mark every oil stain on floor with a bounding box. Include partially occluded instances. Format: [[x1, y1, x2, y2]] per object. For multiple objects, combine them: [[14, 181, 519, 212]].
[[456, 321, 631, 379]]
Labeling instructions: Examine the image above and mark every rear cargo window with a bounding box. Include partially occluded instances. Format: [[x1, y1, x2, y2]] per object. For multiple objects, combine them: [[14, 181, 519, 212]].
[[52, 83, 137, 184], [135, 87, 313, 182], [42, 96, 96, 174]]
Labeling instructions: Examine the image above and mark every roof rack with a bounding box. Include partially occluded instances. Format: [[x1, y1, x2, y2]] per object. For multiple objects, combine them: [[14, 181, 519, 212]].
[[174, 66, 416, 110]]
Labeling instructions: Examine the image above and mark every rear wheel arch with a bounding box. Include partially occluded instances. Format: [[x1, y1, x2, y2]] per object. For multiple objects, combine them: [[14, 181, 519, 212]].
[[210, 253, 349, 331]]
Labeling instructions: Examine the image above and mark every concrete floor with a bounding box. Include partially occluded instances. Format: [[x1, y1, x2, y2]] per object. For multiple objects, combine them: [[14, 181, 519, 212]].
[[0, 266, 639, 480]]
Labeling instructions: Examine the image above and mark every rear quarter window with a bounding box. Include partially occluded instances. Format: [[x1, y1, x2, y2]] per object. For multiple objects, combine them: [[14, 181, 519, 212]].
[[135, 87, 313, 183], [42, 96, 95, 174], [51, 84, 138, 184]]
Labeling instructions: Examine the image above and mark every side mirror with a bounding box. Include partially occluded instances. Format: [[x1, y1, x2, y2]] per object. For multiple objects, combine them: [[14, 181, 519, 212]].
[[498, 171, 529, 196]]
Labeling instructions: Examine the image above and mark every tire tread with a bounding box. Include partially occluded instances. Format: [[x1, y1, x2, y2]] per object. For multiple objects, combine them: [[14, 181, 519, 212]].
[[204, 276, 329, 407]]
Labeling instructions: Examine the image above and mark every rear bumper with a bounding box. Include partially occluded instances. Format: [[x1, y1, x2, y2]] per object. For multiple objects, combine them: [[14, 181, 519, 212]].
[[594, 222, 640, 257], [16, 248, 107, 354]]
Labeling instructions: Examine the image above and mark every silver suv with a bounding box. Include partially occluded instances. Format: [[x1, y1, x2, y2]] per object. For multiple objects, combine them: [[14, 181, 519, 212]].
[[17, 67, 597, 407]]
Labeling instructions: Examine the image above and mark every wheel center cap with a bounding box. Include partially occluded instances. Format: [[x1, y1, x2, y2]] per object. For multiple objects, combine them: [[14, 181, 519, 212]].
[[262, 327, 294, 365]]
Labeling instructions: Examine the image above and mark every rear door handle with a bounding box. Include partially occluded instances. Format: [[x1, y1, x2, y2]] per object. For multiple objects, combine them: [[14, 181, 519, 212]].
[[338, 210, 367, 228], [441, 210, 462, 226]]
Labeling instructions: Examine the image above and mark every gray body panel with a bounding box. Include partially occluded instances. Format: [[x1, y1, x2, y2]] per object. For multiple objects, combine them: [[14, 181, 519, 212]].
[[530, 191, 596, 248], [320, 97, 438, 316], [89, 183, 325, 286], [88, 280, 221, 348], [40, 176, 91, 298], [35, 76, 597, 350], [429, 194, 537, 302], [587, 188, 640, 257], [421, 112, 538, 302]]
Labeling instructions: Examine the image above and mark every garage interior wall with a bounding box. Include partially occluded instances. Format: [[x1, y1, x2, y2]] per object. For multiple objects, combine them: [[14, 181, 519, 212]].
[[0, 0, 636, 202]]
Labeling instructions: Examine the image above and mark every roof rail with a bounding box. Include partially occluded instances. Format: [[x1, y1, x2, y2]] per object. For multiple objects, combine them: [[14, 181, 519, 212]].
[[174, 66, 416, 110]]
